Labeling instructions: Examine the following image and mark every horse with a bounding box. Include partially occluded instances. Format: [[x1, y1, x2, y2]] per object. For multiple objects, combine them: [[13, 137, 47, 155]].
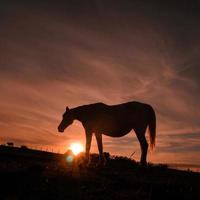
[[58, 101, 156, 166]]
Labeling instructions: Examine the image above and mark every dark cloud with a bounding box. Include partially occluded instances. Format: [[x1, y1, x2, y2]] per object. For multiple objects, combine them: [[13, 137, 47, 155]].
[[163, 131, 200, 139]]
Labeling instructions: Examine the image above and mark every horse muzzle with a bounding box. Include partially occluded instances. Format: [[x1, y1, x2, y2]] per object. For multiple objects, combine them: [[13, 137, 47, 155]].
[[58, 126, 64, 133]]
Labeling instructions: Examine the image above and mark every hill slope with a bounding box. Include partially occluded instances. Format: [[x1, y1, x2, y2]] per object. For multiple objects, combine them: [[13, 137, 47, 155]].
[[0, 146, 199, 200]]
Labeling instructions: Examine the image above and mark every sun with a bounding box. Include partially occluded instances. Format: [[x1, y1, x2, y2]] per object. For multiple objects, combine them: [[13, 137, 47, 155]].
[[69, 143, 84, 155]]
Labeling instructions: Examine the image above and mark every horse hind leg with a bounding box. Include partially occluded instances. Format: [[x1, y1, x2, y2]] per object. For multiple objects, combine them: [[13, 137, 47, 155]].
[[134, 127, 149, 166], [95, 133, 105, 166]]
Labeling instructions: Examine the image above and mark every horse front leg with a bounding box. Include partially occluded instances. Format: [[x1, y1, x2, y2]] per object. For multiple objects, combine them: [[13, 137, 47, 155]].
[[85, 130, 92, 165], [95, 133, 105, 165]]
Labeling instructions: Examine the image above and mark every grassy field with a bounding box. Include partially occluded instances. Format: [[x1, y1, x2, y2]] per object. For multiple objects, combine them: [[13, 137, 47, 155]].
[[0, 146, 199, 200]]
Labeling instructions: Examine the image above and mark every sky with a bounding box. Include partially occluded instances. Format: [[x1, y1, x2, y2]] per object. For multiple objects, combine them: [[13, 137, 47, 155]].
[[0, 0, 200, 165]]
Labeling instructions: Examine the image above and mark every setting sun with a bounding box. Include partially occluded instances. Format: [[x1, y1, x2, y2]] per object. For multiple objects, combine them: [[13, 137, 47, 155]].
[[69, 143, 84, 155]]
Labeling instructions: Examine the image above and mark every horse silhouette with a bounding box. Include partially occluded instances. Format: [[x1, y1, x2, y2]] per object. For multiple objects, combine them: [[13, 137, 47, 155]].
[[58, 101, 156, 166]]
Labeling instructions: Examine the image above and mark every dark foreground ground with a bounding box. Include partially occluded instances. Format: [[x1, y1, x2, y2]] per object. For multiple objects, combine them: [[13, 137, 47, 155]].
[[0, 146, 199, 200]]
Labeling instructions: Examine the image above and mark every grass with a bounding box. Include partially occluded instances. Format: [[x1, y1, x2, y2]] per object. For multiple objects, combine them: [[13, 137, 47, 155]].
[[0, 146, 199, 200]]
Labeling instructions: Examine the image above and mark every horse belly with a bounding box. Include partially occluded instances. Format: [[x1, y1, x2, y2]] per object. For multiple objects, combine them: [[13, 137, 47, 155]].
[[90, 112, 132, 137], [103, 128, 132, 137]]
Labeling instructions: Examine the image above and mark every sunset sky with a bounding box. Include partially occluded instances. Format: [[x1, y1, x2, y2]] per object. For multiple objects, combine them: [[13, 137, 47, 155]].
[[0, 0, 200, 165]]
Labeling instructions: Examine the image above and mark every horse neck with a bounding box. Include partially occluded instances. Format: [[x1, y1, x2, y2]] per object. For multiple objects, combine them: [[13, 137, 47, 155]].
[[71, 106, 85, 122]]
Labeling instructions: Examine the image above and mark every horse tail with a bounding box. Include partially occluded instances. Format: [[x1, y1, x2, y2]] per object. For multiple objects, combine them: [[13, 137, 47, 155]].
[[148, 105, 156, 150]]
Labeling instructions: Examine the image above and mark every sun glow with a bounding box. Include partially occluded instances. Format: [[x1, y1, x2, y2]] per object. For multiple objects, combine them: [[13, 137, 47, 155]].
[[69, 143, 84, 155]]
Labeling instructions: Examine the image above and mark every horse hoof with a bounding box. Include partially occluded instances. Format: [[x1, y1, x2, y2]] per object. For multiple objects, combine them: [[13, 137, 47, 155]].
[[139, 162, 148, 168]]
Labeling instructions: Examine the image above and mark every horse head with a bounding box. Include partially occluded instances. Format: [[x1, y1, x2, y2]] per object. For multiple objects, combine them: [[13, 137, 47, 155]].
[[58, 107, 74, 132]]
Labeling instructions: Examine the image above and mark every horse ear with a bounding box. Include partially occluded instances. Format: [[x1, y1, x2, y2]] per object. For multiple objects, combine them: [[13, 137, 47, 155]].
[[66, 106, 70, 111]]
